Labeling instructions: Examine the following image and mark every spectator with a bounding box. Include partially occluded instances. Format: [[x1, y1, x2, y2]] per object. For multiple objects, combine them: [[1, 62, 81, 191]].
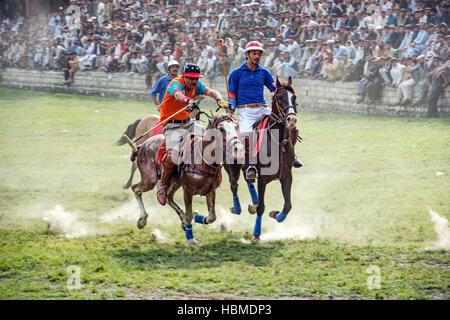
[[0, 0, 447, 111], [324, 51, 341, 81], [150, 59, 179, 111], [397, 57, 417, 105], [410, 54, 429, 104], [390, 57, 406, 88], [426, 58, 449, 117]]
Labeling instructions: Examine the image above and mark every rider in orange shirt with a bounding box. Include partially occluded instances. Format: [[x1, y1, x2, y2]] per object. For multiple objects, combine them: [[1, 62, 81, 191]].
[[157, 64, 230, 206]]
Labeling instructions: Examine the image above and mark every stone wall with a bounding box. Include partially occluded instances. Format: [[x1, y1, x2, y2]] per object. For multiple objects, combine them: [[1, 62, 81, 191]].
[[1, 68, 449, 117]]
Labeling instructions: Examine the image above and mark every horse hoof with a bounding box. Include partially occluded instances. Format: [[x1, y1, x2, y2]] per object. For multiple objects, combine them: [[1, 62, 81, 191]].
[[252, 236, 261, 243], [186, 239, 198, 246], [122, 182, 131, 190], [230, 207, 241, 215], [269, 211, 280, 219], [248, 204, 258, 215], [137, 215, 148, 229]]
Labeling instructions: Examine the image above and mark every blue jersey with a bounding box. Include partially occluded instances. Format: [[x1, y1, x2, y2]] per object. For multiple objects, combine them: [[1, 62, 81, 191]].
[[150, 75, 172, 104], [228, 62, 276, 107]]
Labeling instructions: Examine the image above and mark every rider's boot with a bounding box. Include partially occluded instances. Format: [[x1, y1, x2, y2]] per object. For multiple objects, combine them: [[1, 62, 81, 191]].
[[157, 150, 178, 206], [242, 135, 257, 182], [290, 127, 303, 168]]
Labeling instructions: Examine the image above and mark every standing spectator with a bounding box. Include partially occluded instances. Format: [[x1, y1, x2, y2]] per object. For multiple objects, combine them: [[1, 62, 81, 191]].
[[150, 60, 179, 111], [426, 59, 449, 117], [410, 54, 429, 105]]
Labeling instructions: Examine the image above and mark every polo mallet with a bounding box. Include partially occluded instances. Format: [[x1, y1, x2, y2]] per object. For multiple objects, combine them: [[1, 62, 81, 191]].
[[123, 98, 204, 152], [215, 13, 231, 112]]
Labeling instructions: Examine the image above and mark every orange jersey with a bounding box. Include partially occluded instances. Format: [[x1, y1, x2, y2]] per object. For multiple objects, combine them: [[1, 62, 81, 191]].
[[159, 75, 209, 126]]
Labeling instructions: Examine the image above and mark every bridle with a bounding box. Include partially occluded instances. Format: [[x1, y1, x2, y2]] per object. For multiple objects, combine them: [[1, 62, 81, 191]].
[[270, 85, 298, 127]]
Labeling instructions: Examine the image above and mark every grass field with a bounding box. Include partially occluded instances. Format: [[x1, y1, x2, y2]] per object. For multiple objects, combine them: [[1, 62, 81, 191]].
[[0, 87, 449, 300]]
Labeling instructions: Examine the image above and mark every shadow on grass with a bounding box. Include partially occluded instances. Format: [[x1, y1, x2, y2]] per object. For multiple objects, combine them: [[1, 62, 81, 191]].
[[111, 239, 285, 270]]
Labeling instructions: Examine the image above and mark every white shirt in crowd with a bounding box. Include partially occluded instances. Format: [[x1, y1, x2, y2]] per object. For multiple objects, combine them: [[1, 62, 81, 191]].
[[390, 62, 405, 85]]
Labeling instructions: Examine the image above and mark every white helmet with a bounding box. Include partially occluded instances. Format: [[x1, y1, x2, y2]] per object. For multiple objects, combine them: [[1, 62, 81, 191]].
[[168, 60, 179, 68], [245, 41, 265, 53]]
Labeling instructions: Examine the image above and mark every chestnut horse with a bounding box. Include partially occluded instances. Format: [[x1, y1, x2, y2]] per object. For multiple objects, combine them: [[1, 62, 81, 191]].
[[132, 114, 244, 245], [116, 114, 161, 189], [223, 76, 300, 241]]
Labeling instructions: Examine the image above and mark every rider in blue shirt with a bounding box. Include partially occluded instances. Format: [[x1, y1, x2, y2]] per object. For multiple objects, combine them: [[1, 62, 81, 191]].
[[228, 41, 302, 183], [150, 60, 179, 111]]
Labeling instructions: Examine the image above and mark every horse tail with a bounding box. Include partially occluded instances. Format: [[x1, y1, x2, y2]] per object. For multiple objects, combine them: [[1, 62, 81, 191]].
[[116, 119, 141, 146]]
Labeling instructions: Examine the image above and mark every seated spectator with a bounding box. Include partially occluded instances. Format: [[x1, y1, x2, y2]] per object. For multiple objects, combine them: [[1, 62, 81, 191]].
[[389, 57, 406, 88], [324, 52, 341, 82], [379, 57, 393, 86], [131, 50, 149, 74], [397, 57, 417, 105], [338, 54, 355, 81], [67, 52, 79, 84]]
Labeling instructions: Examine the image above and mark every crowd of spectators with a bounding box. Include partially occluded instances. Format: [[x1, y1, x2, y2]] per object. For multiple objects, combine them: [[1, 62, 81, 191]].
[[0, 0, 449, 115]]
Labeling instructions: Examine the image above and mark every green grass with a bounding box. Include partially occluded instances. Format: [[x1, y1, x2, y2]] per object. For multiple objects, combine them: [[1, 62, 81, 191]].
[[0, 88, 449, 300]]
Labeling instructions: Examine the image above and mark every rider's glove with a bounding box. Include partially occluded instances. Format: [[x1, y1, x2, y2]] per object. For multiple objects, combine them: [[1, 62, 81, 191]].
[[186, 102, 199, 113], [216, 98, 230, 109]]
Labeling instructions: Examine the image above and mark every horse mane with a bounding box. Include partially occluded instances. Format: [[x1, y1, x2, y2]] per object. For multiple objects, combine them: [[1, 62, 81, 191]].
[[207, 113, 238, 130], [276, 81, 297, 96]]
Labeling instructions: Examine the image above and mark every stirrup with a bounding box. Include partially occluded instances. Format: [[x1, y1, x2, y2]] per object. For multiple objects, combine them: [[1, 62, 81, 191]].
[[245, 166, 257, 181]]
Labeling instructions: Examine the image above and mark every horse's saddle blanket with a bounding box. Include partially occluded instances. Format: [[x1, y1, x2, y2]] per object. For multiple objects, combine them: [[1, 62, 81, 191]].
[[252, 115, 270, 158]]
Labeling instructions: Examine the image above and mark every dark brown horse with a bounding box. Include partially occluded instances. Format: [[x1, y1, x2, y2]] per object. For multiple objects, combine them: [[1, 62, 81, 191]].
[[116, 114, 161, 189], [224, 76, 299, 241], [132, 113, 244, 245]]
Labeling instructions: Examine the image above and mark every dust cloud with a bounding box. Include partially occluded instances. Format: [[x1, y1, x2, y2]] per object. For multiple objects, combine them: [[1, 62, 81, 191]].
[[42, 205, 89, 238], [427, 208, 450, 251]]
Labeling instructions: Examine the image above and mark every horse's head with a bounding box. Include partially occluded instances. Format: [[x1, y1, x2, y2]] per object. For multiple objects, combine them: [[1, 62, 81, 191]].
[[208, 113, 245, 162], [273, 76, 298, 131]]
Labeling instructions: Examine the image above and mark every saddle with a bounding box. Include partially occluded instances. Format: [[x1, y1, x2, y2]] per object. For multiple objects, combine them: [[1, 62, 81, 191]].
[[157, 135, 222, 186]]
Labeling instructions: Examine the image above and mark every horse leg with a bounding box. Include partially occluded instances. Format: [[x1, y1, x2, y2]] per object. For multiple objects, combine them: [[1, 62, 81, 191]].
[[247, 181, 259, 215], [253, 180, 267, 242], [167, 182, 186, 231], [194, 190, 216, 225], [183, 190, 197, 245], [225, 164, 242, 215], [123, 160, 137, 190], [132, 159, 158, 229], [269, 174, 293, 223], [132, 178, 156, 229]]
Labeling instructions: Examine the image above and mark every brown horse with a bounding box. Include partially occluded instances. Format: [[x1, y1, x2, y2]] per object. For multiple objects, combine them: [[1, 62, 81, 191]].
[[132, 113, 245, 245], [224, 76, 299, 241], [116, 114, 161, 189]]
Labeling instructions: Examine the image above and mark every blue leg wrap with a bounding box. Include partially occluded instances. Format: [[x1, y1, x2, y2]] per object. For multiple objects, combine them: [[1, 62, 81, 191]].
[[185, 224, 194, 240], [194, 214, 208, 224], [253, 215, 262, 237], [247, 183, 258, 205], [233, 195, 242, 215], [276, 211, 287, 223]]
